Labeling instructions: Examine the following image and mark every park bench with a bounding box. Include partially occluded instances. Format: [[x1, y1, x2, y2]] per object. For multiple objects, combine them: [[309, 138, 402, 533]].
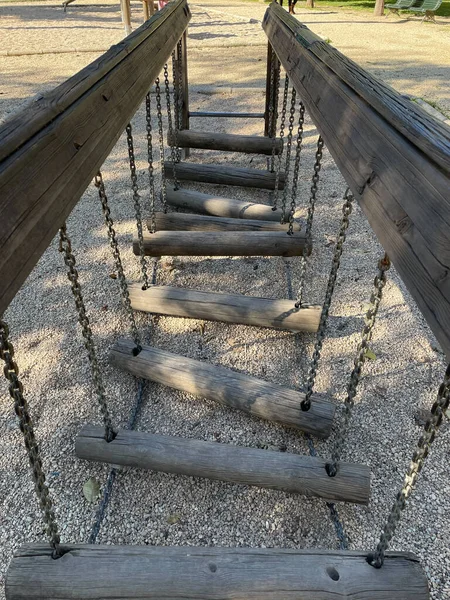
[[385, 0, 420, 15], [409, 0, 443, 21]]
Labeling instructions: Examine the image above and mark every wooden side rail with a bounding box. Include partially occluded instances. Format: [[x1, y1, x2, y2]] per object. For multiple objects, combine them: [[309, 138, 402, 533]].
[[263, 2, 450, 359], [0, 0, 191, 316]]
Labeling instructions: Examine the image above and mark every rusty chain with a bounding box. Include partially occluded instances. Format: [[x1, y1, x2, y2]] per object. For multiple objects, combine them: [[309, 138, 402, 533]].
[[287, 100, 305, 235], [0, 319, 62, 557], [125, 123, 150, 289], [145, 91, 157, 234], [280, 85, 297, 223], [272, 72, 289, 210], [301, 188, 354, 411], [164, 62, 179, 189], [326, 253, 391, 476], [155, 76, 168, 213]]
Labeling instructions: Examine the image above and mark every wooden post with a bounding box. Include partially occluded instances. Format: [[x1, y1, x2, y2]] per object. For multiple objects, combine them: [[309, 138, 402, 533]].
[[142, 0, 150, 21], [164, 162, 286, 189], [120, 0, 132, 36], [264, 42, 279, 137], [6, 544, 429, 600]]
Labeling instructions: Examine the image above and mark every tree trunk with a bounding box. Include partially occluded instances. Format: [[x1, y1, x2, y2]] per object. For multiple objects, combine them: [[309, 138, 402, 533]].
[[306, 0, 314, 7], [374, 0, 384, 15]]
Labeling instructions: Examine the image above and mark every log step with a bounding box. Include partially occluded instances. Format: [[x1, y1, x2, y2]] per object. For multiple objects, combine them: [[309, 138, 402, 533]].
[[76, 425, 370, 504], [164, 161, 285, 190], [110, 338, 335, 438], [151, 211, 300, 231], [133, 231, 307, 257], [129, 284, 320, 332], [7, 544, 428, 600], [167, 187, 289, 221], [169, 130, 282, 155]]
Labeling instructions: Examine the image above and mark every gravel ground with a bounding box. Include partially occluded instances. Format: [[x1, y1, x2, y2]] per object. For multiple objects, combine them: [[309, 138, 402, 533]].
[[0, 1, 449, 598]]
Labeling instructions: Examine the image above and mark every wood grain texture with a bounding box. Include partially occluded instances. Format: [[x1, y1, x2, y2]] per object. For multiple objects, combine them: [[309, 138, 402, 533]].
[[166, 187, 287, 221], [263, 3, 450, 360], [76, 425, 370, 503], [152, 211, 301, 231], [165, 161, 286, 189], [7, 544, 428, 600], [0, 0, 190, 317], [129, 283, 320, 332], [169, 130, 282, 154], [110, 338, 335, 437], [134, 230, 307, 257]]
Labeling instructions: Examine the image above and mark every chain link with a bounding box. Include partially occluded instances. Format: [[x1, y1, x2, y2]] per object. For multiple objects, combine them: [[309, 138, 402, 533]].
[[295, 135, 324, 307], [368, 361, 450, 568], [326, 253, 391, 476], [164, 62, 179, 189], [58, 224, 116, 441], [0, 319, 62, 557], [301, 188, 354, 411], [280, 86, 297, 223], [125, 123, 150, 289], [268, 49, 280, 173], [173, 40, 183, 163], [145, 91, 157, 233], [272, 73, 289, 210], [94, 171, 142, 353], [155, 76, 168, 213], [287, 100, 305, 235]]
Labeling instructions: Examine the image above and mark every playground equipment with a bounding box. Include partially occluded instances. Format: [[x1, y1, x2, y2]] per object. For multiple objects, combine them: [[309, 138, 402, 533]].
[[1, 1, 450, 597]]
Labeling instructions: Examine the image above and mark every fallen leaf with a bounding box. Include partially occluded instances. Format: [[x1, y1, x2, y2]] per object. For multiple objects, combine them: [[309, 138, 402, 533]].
[[364, 349, 377, 360], [83, 477, 101, 503], [166, 513, 181, 525]]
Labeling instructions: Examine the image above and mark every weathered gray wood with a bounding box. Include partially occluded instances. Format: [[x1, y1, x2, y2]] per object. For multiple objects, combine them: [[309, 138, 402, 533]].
[[152, 211, 301, 231], [263, 4, 450, 360], [169, 130, 282, 154], [165, 161, 286, 189], [0, 0, 190, 317], [6, 544, 428, 600], [134, 230, 307, 257], [76, 425, 369, 503], [167, 187, 287, 221], [129, 284, 320, 332], [110, 338, 335, 438]]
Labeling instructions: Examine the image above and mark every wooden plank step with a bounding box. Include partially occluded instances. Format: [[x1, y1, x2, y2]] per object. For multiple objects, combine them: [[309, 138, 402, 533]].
[[167, 187, 287, 221], [110, 338, 335, 438], [164, 161, 285, 190], [7, 545, 428, 600], [129, 284, 320, 332], [169, 130, 282, 155], [133, 230, 307, 257], [76, 425, 370, 503], [152, 211, 300, 231]]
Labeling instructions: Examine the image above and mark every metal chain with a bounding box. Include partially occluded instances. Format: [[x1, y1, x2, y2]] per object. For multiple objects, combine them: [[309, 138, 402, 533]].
[[145, 91, 157, 233], [295, 135, 324, 307], [0, 319, 62, 557], [58, 224, 116, 442], [270, 59, 281, 173], [301, 188, 354, 411], [94, 171, 142, 353], [268, 50, 279, 173], [155, 76, 168, 213], [173, 40, 183, 163], [280, 85, 297, 223], [272, 73, 289, 210], [326, 253, 391, 476], [164, 62, 179, 189], [287, 100, 306, 235], [125, 123, 150, 289], [368, 362, 450, 568]]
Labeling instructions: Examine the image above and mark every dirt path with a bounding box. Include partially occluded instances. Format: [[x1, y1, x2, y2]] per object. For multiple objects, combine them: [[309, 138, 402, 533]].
[[0, 2, 449, 599]]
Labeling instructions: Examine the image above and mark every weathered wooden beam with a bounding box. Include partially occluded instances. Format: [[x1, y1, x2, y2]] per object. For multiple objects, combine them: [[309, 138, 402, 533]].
[[169, 130, 282, 154], [189, 111, 266, 118], [0, 0, 191, 317], [263, 3, 450, 359], [7, 544, 428, 600], [166, 187, 287, 221], [164, 161, 286, 189], [151, 211, 300, 231], [76, 425, 369, 503], [110, 338, 335, 437], [133, 230, 307, 257], [129, 283, 320, 332]]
